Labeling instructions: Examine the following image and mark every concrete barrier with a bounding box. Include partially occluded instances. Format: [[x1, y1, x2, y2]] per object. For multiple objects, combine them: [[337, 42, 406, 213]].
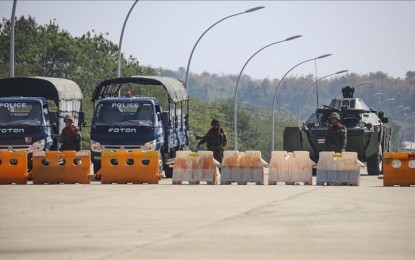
[[383, 152, 415, 186], [316, 151, 361, 186], [98, 150, 162, 184], [31, 150, 91, 184], [268, 151, 314, 185], [0, 150, 28, 184], [172, 151, 220, 184], [220, 151, 267, 185]]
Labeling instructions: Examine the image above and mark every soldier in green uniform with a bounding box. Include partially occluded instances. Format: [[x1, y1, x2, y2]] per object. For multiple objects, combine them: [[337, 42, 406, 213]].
[[196, 118, 227, 163], [324, 112, 347, 153]]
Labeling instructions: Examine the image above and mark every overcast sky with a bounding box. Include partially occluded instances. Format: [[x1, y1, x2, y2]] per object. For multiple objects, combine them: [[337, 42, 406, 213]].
[[1, 1, 414, 80]]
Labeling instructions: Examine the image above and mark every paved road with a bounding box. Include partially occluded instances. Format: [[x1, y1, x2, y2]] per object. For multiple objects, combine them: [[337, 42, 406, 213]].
[[0, 168, 414, 259]]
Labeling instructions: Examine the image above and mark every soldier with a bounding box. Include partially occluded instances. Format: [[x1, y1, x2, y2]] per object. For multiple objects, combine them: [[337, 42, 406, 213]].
[[55, 114, 81, 151], [324, 112, 347, 153], [196, 118, 227, 163]]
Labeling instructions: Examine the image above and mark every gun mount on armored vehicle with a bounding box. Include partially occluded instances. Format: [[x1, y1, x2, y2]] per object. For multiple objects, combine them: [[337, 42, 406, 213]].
[[283, 86, 391, 175]]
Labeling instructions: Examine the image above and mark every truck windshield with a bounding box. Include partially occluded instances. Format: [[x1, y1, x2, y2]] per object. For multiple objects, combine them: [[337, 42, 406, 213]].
[[94, 102, 154, 126], [0, 102, 42, 126]]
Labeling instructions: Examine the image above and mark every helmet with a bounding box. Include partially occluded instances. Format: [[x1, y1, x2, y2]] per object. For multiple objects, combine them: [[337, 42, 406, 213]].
[[64, 114, 74, 123], [211, 118, 220, 126], [329, 112, 341, 120]]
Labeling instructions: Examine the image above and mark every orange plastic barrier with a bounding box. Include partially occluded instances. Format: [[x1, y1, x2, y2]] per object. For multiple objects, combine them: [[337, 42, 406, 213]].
[[172, 151, 220, 184], [31, 150, 91, 184], [98, 150, 161, 184], [0, 150, 28, 184], [383, 152, 415, 186]]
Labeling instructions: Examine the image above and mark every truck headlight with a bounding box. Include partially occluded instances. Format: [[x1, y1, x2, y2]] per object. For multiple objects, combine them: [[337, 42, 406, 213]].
[[30, 139, 45, 152], [143, 139, 156, 150], [91, 140, 103, 152], [314, 122, 320, 128]]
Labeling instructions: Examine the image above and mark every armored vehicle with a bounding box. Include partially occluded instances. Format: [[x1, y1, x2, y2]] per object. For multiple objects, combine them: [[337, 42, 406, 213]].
[[283, 86, 391, 175]]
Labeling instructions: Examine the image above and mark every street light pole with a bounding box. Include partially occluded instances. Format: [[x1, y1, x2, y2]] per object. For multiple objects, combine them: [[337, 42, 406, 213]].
[[297, 70, 348, 126], [183, 6, 264, 146], [10, 0, 17, 77], [184, 6, 265, 89], [233, 35, 302, 150], [117, 0, 139, 78], [271, 53, 332, 150]]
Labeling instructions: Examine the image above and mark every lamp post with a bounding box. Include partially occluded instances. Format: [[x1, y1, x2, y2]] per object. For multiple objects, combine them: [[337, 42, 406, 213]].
[[297, 70, 348, 126], [117, 0, 139, 77], [10, 0, 17, 77], [233, 35, 302, 150], [183, 6, 264, 145], [271, 53, 332, 150], [184, 6, 265, 89]]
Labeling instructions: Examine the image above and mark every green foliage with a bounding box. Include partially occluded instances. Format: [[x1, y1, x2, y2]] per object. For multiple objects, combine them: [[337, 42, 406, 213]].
[[1, 16, 413, 158]]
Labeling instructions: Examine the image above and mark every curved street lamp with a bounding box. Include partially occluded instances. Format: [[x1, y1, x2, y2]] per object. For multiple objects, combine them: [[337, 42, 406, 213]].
[[10, 0, 17, 77], [233, 35, 302, 150], [184, 6, 265, 89], [354, 81, 370, 88], [297, 69, 348, 126], [271, 53, 332, 150], [183, 6, 264, 141], [371, 93, 382, 97], [117, 0, 139, 77]]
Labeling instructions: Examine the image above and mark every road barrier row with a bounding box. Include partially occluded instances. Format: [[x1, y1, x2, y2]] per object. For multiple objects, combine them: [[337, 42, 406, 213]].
[[2, 150, 413, 186]]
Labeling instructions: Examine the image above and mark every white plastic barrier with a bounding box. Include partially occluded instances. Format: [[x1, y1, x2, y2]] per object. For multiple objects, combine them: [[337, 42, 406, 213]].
[[172, 151, 220, 184], [268, 151, 314, 185], [220, 151, 267, 185], [316, 151, 361, 186]]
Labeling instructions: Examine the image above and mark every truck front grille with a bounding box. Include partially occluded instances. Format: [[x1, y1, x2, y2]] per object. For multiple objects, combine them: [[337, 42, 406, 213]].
[[0, 145, 31, 151], [102, 145, 143, 151]]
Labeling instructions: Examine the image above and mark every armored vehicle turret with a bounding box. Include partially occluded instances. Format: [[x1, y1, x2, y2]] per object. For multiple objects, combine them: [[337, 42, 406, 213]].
[[283, 86, 391, 175]]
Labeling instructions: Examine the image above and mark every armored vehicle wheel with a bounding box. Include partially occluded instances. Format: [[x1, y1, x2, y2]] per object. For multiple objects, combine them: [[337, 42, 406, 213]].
[[367, 150, 381, 176]]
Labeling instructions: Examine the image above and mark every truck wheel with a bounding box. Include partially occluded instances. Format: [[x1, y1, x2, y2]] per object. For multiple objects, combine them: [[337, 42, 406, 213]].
[[367, 151, 381, 175]]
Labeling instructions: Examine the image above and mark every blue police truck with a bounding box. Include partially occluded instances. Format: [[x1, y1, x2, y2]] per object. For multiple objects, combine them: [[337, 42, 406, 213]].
[[90, 76, 189, 178], [0, 76, 85, 169]]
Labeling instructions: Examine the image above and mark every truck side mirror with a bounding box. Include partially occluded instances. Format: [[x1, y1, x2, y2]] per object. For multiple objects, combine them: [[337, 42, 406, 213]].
[[49, 112, 58, 124], [78, 112, 85, 126], [378, 111, 388, 123]]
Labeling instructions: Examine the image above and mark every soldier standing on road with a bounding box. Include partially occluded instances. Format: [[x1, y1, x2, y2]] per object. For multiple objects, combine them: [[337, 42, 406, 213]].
[[54, 114, 81, 151], [196, 118, 227, 163], [324, 112, 347, 153]]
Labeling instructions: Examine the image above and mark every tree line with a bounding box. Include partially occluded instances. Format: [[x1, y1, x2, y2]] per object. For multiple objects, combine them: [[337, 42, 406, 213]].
[[1, 17, 414, 158]]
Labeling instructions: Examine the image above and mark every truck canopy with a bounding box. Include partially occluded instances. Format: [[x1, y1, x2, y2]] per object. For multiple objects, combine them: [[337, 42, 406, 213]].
[[92, 76, 188, 103], [0, 76, 83, 104]]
